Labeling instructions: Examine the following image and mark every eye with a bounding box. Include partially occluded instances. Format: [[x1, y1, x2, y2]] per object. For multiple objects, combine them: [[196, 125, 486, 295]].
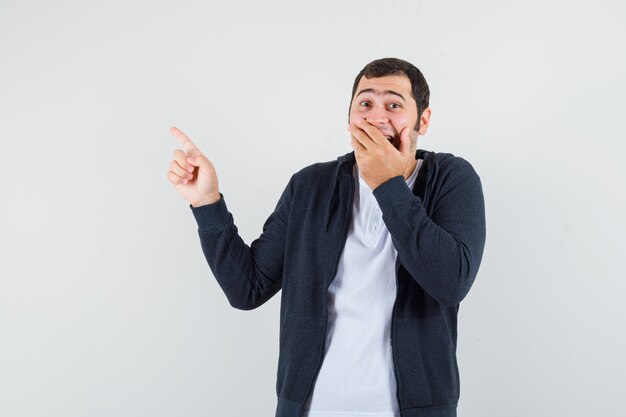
[[388, 103, 401, 109], [359, 101, 370, 107]]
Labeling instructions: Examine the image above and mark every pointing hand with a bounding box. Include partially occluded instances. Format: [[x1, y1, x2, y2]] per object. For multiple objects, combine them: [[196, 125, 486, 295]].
[[167, 126, 221, 207]]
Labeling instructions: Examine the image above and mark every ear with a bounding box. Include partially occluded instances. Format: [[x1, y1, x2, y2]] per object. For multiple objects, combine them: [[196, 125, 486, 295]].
[[418, 107, 432, 135]]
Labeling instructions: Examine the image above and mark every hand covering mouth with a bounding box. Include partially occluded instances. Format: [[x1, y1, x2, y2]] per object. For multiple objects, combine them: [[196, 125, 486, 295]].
[[368, 124, 399, 148]]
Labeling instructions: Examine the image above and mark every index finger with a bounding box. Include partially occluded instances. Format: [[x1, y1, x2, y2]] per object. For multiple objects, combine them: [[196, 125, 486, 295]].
[[170, 126, 198, 152]]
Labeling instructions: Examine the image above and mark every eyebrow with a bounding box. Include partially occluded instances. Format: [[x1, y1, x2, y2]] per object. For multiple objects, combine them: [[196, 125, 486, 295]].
[[355, 88, 406, 101]]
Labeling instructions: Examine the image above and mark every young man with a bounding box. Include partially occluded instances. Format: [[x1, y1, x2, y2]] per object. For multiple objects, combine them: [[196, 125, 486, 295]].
[[166, 57, 486, 417]]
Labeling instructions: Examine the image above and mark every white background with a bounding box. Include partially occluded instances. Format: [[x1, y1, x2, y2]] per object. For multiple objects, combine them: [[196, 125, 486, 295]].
[[1, 1, 625, 416]]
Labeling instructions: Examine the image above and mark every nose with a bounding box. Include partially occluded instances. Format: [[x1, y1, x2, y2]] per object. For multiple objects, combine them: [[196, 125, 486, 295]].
[[363, 104, 390, 126]]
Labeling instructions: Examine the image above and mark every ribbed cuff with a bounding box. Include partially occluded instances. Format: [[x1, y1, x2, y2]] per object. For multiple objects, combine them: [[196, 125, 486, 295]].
[[188, 193, 231, 232]]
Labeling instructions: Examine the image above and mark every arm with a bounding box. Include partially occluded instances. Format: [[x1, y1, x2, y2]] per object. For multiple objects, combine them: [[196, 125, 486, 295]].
[[372, 157, 486, 306], [189, 175, 293, 310]]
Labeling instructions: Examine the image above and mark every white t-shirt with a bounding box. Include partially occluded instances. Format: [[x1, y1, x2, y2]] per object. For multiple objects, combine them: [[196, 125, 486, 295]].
[[302, 159, 423, 417]]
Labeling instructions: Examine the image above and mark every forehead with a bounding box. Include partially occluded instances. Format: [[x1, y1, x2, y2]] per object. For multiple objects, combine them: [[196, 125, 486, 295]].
[[354, 74, 412, 98]]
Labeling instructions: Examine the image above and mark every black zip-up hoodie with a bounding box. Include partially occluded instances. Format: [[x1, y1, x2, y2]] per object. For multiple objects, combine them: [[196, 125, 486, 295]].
[[189, 149, 486, 417]]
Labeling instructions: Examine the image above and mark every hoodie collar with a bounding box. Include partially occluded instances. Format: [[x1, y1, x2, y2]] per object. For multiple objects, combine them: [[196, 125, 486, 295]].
[[323, 149, 431, 231]]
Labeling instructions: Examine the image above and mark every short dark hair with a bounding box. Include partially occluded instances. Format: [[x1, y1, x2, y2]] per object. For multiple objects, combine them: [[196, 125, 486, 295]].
[[349, 57, 430, 131]]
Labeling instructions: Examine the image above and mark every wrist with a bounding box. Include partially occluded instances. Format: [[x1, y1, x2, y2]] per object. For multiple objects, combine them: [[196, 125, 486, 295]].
[[191, 193, 221, 207]]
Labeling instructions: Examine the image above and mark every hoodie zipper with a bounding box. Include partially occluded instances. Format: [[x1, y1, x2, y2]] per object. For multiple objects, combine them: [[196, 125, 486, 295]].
[[391, 256, 404, 417], [299, 172, 355, 417]]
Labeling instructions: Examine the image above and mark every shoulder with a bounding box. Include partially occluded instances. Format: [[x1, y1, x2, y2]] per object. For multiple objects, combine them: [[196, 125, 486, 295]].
[[416, 150, 484, 200], [294, 159, 337, 177], [425, 150, 481, 182], [290, 155, 346, 186]]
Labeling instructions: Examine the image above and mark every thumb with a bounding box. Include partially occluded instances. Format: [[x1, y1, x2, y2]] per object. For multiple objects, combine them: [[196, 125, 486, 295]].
[[186, 155, 203, 170], [399, 127, 418, 156], [398, 128, 411, 155], [186, 153, 212, 172], [187, 154, 202, 166]]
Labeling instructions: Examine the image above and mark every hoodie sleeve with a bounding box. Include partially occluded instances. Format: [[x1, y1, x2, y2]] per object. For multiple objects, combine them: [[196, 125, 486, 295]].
[[189, 175, 293, 310], [372, 157, 486, 306]]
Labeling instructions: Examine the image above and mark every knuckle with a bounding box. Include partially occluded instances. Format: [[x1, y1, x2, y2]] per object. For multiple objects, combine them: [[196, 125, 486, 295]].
[[172, 162, 184, 174], [168, 171, 183, 182]]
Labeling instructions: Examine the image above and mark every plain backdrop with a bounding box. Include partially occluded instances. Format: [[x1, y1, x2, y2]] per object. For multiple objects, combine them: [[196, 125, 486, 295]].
[[1, 1, 625, 416]]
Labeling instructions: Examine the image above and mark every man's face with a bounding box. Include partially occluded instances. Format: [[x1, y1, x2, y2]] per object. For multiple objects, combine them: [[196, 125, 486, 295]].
[[349, 74, 420, 151]]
